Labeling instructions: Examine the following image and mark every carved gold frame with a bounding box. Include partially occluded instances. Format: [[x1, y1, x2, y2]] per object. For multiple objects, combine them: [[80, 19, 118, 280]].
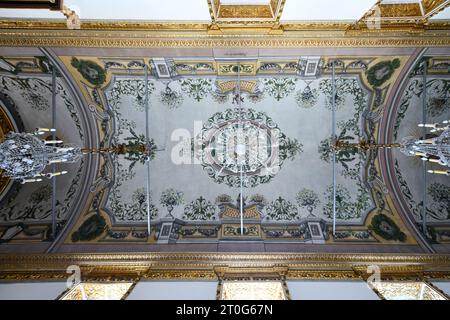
[[0, 23, 450, 47], [0, 253, 449, 281]]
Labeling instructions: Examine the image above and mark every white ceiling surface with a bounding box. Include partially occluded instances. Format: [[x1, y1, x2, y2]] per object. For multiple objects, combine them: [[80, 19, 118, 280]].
[[430, 6, 450, 19], [0, 0, 448, 21]]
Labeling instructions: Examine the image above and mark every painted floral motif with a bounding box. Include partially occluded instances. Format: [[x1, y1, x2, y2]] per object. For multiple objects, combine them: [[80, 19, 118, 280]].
[[0, 159, 85, 223], [369, 214, 406, 242], [319, 78, 366, 111], [249, 194, 267, 206], [425, 79, 450, 118], [0, 77, 52, 111], [295, 82, 318, 109], [366, 58, 400, 87], [0, 184, 54, 221], [71, 214, 106, 242], [110, 187, 158, 222], [183, 196, 216, 221], [393, 76, 450, 224], [265, 197, 299, 221], [212, 93, 229, 104], [160, 188, 184, 218], [108, 79, 156, 112], [334, 230, 372, 240], [195, 108, 303, 187], [179, 78, 212, 102], [262, 78, 297, 101], [215, 194, 232, 204], [428, 183, 450, 220], [71, 57, 106, 87], [121, 127, 157, 172], [30, 185, 52, 204], [323, 184, 369, 220], [318, 127, 359, 171], [394, 79, 449, 139], [160, 85, 183, 109], [279, 134, 303, 161], [296, 189, 320, 217], [247, 92, 264, 104]]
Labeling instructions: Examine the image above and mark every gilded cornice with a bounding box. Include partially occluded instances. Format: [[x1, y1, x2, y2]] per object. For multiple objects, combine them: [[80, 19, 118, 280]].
[[1, 253, 449, 269], [0, 31, 450, 48], [0, 253, 449, 281], [1, 19, 449, 31], [0, 19, 210, 31], [0, 18, 450, 47]]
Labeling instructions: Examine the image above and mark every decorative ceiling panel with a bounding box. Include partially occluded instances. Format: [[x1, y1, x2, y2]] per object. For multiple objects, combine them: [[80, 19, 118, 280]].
[[386, 56, 450, 244], [0, 46, 449, 254], [12, 51, 431, 250], [281, 0, 376, 21], [0, 54, 92, 245]]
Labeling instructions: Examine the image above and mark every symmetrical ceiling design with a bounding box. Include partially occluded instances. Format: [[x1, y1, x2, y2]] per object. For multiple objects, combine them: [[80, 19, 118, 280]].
[[0, 45, 448, 255], [0, 2, 449, 258]]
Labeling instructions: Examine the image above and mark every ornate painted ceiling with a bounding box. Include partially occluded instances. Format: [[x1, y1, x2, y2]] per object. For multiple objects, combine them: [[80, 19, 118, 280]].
[[0, 45, 448, 256], [0, 1, 448, 259]]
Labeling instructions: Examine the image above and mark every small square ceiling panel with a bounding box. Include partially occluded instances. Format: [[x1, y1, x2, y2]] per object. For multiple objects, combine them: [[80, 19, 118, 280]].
[[208, 0, 286, 22], [281, 0, 376, 21]]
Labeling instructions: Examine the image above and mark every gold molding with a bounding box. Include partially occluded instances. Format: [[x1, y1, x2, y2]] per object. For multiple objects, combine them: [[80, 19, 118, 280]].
[[0, 18, 450, 47], [1, 31, 450, 48], [353, 0, 450, 30], [0, 19, 210, 31], [208, 0, 286, 22], [0, 253, 449, 281]]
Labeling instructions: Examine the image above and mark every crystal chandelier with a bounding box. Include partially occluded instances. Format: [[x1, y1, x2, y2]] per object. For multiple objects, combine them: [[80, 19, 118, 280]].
[[0, 128, 155, 184], [0, 129, 81, 184], [334, 120, 450, 176], [400, 121, 449, 175]]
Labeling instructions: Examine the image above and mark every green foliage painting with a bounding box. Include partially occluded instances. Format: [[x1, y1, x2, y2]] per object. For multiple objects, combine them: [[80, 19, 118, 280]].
[[71, 214, 106, 242], [369, 214, 406, 242], [71, 57, 106, 87], [366, 59, 401, 87]]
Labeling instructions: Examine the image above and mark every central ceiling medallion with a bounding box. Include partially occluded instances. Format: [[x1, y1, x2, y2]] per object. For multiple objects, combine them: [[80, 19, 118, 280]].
[[195, 108, 302, 187]]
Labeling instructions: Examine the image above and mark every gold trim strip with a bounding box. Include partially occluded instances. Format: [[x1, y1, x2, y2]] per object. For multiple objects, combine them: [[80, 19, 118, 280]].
[[1, 35, 450, 48], [0, 253, 449, 281]]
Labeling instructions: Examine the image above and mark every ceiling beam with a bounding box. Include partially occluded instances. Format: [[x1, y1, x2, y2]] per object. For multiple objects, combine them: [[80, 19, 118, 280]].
[[0, 0, 63, 10]]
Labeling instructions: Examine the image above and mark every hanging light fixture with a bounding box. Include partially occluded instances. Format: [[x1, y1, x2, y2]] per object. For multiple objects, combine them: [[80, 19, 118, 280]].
[[0, 128, 155, 184], [0, 129, 80, 184], [333, 120, 450, 176]]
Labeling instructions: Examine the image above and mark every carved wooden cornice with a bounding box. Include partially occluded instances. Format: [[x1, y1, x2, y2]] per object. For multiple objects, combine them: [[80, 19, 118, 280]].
[[0, 253, 449, 281]]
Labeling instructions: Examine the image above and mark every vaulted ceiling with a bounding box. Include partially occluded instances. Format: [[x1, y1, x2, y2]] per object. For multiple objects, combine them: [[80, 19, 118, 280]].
[[0, 1, 449, 257]]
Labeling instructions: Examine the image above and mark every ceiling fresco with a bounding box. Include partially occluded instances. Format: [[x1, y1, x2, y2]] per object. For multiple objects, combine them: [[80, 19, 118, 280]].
[[0, 47, 448, 254], [388, 56, 450, 244], [0, 55, 92, 246]]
